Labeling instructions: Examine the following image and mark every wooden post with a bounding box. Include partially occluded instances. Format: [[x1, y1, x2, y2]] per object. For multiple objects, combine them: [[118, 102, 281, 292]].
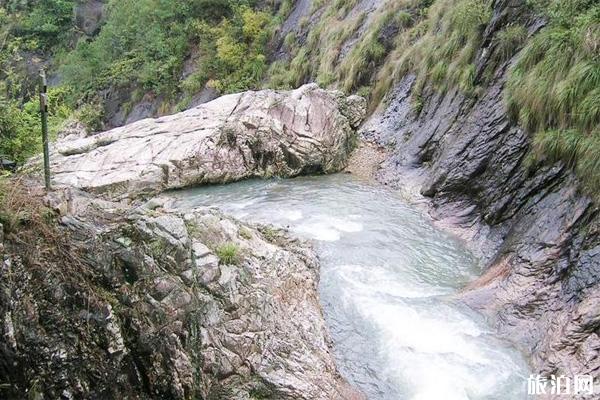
[[39, 69, 51, 190]]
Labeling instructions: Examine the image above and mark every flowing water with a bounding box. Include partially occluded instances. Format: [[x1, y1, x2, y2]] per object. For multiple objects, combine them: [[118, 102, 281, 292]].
[[170, 174, 530, 399]]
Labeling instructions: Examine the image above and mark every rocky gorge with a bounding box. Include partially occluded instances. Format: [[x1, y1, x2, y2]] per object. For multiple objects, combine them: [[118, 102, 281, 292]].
[[364, 71, 600, 381], [355, 0, 600, 387], [0, 0, 598, 398]]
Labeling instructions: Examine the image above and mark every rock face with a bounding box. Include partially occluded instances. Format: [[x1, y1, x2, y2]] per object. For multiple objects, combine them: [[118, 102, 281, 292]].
[[49, 84, 366, 199], [363, 0, 599, 383], [0, 187, 362, 399]]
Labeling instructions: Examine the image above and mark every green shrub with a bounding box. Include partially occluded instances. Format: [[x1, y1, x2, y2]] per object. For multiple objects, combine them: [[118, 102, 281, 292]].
[[0, 2, 76, 163], [60, 0, 192, 96], [0, 95, 38, 163], [187, 0, 234, 21], [60, 0, 269, 97], [216, 242, 241, 265], [53, 0, 276, 120], [0, 85, 72, 163], [190, 5, 273, 94], [181, 70, 210, 97], [74, 102, 104, 133], [4, 0, 75, 50]]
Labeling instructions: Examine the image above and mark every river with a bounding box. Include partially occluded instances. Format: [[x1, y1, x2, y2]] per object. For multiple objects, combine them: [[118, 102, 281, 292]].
[[170, 174, 530, 400]]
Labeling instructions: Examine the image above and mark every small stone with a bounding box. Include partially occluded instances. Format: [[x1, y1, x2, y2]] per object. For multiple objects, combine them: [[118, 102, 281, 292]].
[[192, 242, 211, 258], [106, 319, 126, 355], [152, 277, 178, 301], [144, 197, 167, 210], [200, 264, 220, 285], [115, 236, 132, 248], [153, 215, 187, 240], [3, 312, 17, 349], [196, 254, 219, 268], [61, 389, 74, 400], [181, 269, 195, 284]]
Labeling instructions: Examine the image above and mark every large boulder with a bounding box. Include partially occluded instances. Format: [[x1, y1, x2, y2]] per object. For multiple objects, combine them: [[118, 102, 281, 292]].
[[49, 84, 366, 199]]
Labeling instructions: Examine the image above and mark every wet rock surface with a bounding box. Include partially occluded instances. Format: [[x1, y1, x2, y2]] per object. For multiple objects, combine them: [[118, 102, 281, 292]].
[[363, 0, 600, 384], [0, 187, 362, 399], [48, 84, 365, 199]]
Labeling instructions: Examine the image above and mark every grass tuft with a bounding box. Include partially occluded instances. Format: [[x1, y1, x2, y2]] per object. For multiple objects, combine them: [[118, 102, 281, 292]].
[[531, 129, 600, 196], [216, 242, 241, 265], [493, 24, 528, 63], [372, 0, 493, 106], [0, 177, 55, 235], [260, 226, 278, 242]]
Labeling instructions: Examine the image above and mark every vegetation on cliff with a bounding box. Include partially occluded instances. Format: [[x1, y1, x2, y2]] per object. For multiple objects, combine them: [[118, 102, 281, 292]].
[[0, 1, 75, 162], [60, 0, 274, 102], [380, 0, 598, 196], [0, 0, 278, 162], [269, 0, 598, 195], [506, 0, 599, 194], [1, 0, 598, 195]]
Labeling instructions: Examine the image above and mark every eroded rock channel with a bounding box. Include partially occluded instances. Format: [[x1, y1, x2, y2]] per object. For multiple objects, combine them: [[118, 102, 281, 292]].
[[169, 174, 530, 399], [1, 80, 593, 399]]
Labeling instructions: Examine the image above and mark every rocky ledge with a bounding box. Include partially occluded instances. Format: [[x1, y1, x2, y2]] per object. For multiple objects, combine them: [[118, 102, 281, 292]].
[[47, 84, 365, 199], [1, 85, 366, 399]]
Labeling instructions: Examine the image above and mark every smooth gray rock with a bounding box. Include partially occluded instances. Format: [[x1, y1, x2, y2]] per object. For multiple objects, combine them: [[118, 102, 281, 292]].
[[48, 84, 365, 199]]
